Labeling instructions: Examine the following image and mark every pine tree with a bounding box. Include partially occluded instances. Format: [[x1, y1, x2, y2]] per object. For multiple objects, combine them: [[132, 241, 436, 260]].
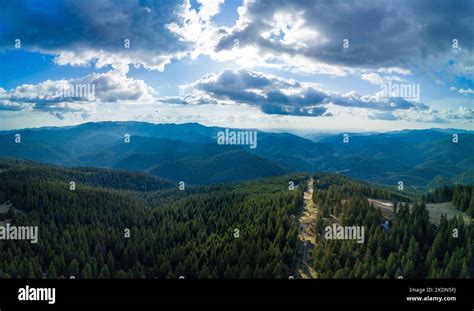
[[80, 264, 92, 278]]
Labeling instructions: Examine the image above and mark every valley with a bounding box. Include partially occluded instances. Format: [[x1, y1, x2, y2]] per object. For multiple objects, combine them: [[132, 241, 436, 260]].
[[0, 122, 473, 190], [0, 121, 473, 279]]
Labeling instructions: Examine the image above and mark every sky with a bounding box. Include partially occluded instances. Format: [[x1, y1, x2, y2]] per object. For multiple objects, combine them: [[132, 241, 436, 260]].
[[0, 0, 473, 133]]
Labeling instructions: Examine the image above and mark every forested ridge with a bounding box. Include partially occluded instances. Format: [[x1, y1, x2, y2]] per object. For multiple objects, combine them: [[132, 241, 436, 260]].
[[0, 159, 174, 192], [313, 173, 411, 219], [0, 159, 472, 279], [2, 122, 473, 189], [312, 174, 473, 278], [0, 159, 305, 278]]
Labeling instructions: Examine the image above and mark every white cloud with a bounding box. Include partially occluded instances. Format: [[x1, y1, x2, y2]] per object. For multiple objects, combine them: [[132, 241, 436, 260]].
[[0, 68, 157, 119], [1, 1, 197, 71], [376, 106, 474, 123], [210, 0, 473, 78], [362, 72, 408, 85], [450, 87, 474, 95], [174, 69, 443, 120], [376, 67, 412, 76], [362, 73, 384, 85], [166, 0, 225, 59]]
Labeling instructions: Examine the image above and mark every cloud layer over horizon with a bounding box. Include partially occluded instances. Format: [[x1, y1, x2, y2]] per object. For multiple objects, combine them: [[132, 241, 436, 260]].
[[0, 0, 472, 130]]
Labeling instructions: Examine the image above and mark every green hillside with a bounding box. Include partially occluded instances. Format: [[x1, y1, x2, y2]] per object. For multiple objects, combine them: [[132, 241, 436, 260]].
[[149, 150, 290, 184], [0, 160, 306, 278]]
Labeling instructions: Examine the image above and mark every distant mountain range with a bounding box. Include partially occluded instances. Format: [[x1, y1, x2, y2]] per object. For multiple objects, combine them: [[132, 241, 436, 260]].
[[0, 121, 472, 189]]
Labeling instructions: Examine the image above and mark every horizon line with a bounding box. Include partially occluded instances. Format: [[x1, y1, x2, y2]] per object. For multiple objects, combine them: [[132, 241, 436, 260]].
[[0, 120, 472, 136]]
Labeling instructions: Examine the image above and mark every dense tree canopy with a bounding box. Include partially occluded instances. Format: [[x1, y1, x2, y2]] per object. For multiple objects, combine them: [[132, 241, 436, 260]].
[[312, 176, 473, 278], [0, 160, 305, 278], [1, 160, 472, 279], [423, 185, 474, 217]]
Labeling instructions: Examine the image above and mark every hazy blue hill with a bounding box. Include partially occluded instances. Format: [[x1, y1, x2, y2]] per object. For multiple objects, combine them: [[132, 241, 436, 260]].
[[149, 150, 290, 185], [313, 130, 474, 188], [0, 123, 289, 184], [105, 136, 230, 158], [0, 121, 472, 188], [0, 125, 237, 167], [113, 153, 176, 171], [251, 132, 333, 171], [318, 133, 427, 165], [0, 121, 216, 149], [49, 121, 217, 143], [419, 134, 474, 163], [0, 135, 74, 164], [111, 137, 241, 171]]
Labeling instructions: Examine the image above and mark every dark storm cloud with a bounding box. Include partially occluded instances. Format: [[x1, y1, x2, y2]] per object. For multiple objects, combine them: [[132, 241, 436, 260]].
[[0, 0, 192, 70], [192, 69, 329, 116], [216, 0, 474, 69], [2, 0, 470, 72], [190, 69, 428, 117]]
